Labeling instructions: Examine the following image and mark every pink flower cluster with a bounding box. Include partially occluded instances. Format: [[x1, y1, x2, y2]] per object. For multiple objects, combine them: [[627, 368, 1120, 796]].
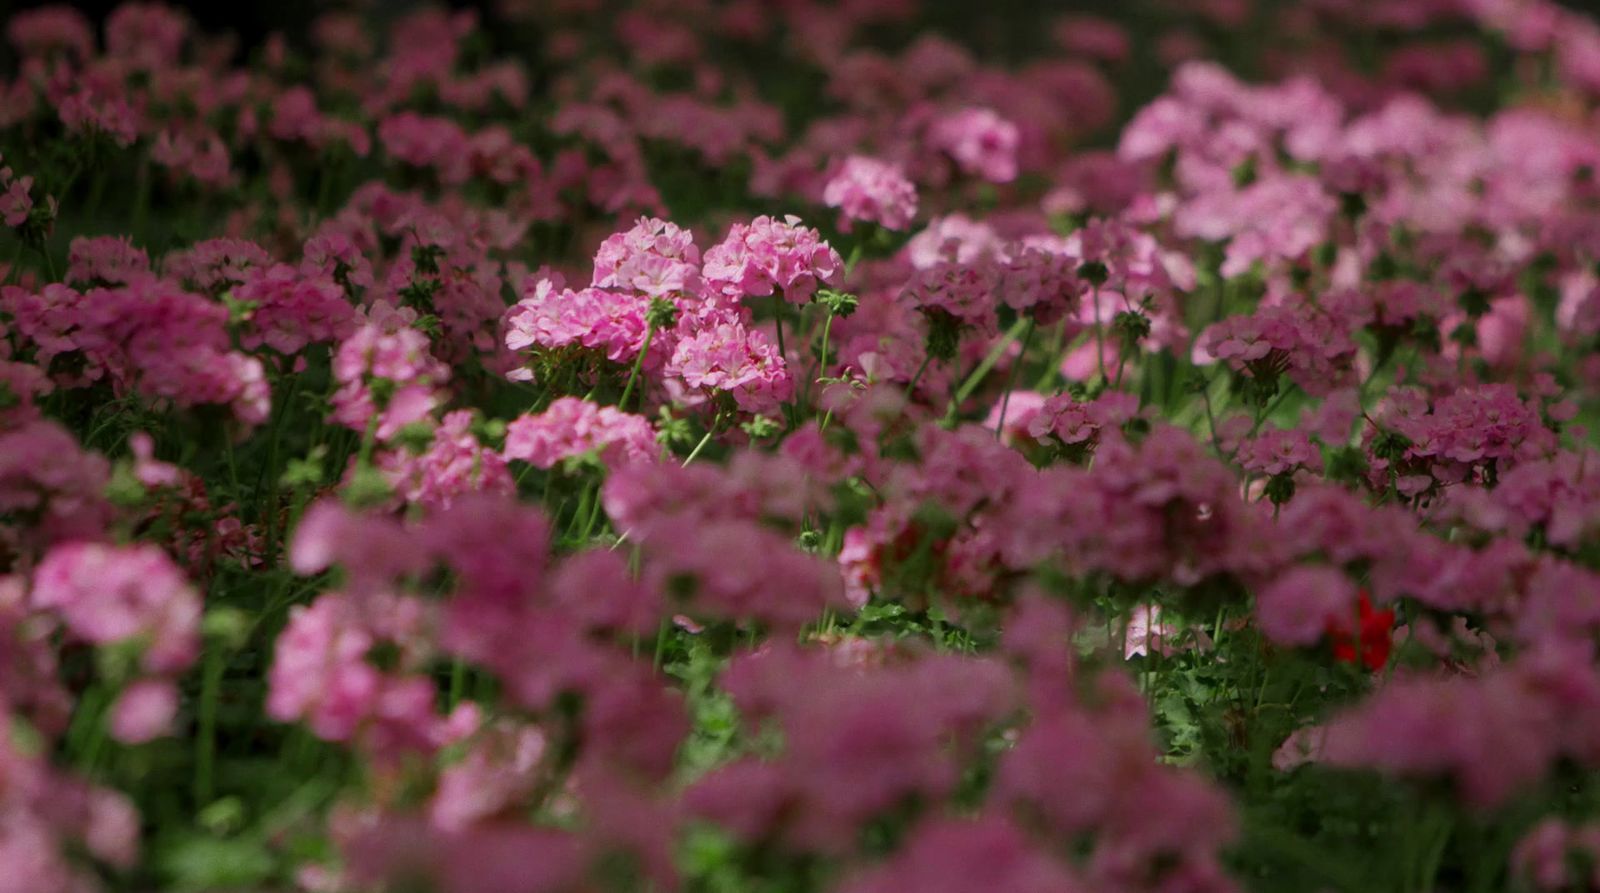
[[503, 397, 657, 469], [7, 0, 1600, 890], [1, 279, 270, 424], [31, 542, 200, 742], [823, 155, 920, 231], [330, 304, 450, 441], [702, 214, 844, 304]]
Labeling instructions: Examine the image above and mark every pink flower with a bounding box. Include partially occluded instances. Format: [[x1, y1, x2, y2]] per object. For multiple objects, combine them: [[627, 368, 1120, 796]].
[[905, 214, 1005, 270], [667, 317, 794, 413], [838, 814, 1086, 893], [1237, 428, 1320, 477], [983, 390, 1047, 443], [105, 2, 188, 69], [591, 216, 702, 294], [1124, 603, 1181, 659], [823, 156, 919, 231], [1176, 174, 1335, 277], [504, 279, 650, 368], [931, 107, 1021, 183], [1255, 565, 1357, 646], [268, 591, 453, 758], [287, 500, 426, 587], [6, 6, 94, 59], [163, 239, 273, 295], [997, 245, 1082, 323], [430, 720, 547, 830], [902, 260, 1001, 335], [0, 419, 113, 552], [128, 432, 183, 489], [1027, 391, 1137, 451], [2, 278, 271, 424], [266, 594, 383, 742], [1314, 649, 1600, 809], [377, 411, 513, 510], [378, 112, 472, 183], [691, 647, 1015, 851], [66, 237, 150, 287], [1200, 302, 1358, 395], [109, 679, 180, 744], [643, 520, 845, 629], [1053, 14, 1130, 63], [1272, 724, 1329, 772], [995, 706, 1148, 836], [31, 542, 201, 675], [57, 90, 140, 147], [0, 733, 142, 889], [1, 175, 34, 228], [330, 306, 450, 440], [234, 264, 358, 354], [151, 129, 234, 187], [702, 215, 842, 304], [503, 398, 657, 469], [302, 232, 376, 293], [1369, 384, 1555, 487], [1512, 819, 1600, 892]]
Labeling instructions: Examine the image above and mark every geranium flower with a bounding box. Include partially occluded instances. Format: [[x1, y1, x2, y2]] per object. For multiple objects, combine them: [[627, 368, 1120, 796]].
[[1327, 590, 1396, 671]]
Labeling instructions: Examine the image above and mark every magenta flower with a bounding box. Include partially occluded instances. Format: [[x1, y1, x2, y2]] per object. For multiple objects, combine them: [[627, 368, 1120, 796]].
[[931, 107, 1021, 183], [330, 306, 451, 440], [31, 542, 200, 675], [0, 175, 34, 228], [702, 215, 842, 304], [233, 264, 357, 355], [823, 155, 919, 231], [109, 679, 179, 744], [377, 411, 513, 510], [1255, 565, 1358, 646], [504, 279, 651, 369], [503, 397, 657, 469], [667, 316, 794, 413]]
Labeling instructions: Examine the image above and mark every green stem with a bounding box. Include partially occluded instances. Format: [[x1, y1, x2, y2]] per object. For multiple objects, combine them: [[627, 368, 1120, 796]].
[[1410, 803, 1454, 893], [844, 241, 864, 276], [37, 242, 58, 282], [652, 619, 671, 671], [195, 646, 225, 805], [947, 317, 1032, 423], [131, 151, 152, 237], [578, 480, 606, 542], [448, 659, 467, 709], [355, 412, 381, 467], [773, 302, 796, 428], [905, 352, 934, 400], [1243, 387, 1295, 443], [808, 309, 836, 409], [682, 426, 717, 467], [773, 302, 788, 365], [1200, 375, 1226, 454], [1033, 320, 1067, 392], [256, 374, 299, 559], [223, 427, 244, 502], [994, 319, 1036, 439], [618, 324, 656, 411], [1091, 286, 1107, 382]]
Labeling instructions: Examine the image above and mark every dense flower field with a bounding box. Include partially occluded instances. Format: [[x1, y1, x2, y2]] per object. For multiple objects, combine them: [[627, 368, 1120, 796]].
[[7, 0, 1600, 890]]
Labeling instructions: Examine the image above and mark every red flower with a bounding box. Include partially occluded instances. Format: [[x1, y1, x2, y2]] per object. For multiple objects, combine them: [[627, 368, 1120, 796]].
[[1327, 590, 1395, 671]]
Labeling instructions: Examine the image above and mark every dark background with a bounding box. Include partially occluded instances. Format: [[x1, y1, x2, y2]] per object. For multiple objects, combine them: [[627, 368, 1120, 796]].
[[0, 0, 1193, 73], [4, 0, 1597, 69], [0, 0, 1213, 55], [3, 0, 489, 47]]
